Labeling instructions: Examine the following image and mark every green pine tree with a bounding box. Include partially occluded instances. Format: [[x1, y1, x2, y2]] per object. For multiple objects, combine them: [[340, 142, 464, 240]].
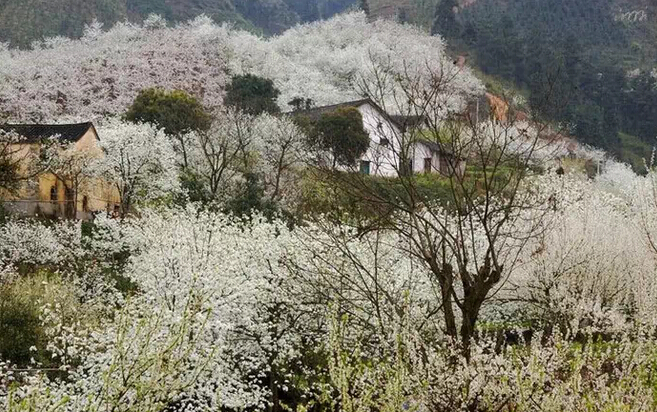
[[360, 0, 370, 16], [432, 0, 460, 38]]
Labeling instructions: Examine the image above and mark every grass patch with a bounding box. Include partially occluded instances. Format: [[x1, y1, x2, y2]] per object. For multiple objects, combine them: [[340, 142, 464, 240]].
[[298, 170, 456, 223], [617, 131, 653, 173]]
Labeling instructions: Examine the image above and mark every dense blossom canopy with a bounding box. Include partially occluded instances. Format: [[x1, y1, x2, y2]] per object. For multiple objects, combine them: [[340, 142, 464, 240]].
[[0, 12, 481, 122], [3, 162, 657, 410], [1, 9, 657, 412]]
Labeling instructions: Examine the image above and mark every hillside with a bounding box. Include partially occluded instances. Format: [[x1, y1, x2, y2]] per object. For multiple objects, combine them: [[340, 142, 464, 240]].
[[368, 0, 657, 169], [0, 0, 127, 46], [369, 0, 657, 72], [367, 0, 437, 27], [0, 0, 357, 47]]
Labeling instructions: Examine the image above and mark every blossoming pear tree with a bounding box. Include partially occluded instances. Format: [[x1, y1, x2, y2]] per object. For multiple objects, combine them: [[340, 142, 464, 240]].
[[95, 119, 179, 216]]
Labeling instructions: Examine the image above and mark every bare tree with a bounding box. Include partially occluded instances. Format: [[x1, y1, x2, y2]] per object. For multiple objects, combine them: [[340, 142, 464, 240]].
[[259, 114, 307, 203], [0, 129, 50, 199], [41, 140, 99, 218], [310, 57, 562, 358], [185, 108, 260, 202]]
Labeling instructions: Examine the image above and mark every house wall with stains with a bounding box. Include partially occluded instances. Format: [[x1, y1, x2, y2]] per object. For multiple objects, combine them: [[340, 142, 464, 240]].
[[1, 127, 121, 219]]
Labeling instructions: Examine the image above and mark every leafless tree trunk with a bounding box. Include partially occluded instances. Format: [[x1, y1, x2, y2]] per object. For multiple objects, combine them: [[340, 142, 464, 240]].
[[309, 57, 562, 358], [188, 108, 256, 201]]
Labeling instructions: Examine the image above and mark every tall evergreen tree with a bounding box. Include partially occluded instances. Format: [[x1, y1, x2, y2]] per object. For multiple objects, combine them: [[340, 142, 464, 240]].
[[360, 0, 370, 16], [224, 74, 281, 116], [432, 0, 460, 38]]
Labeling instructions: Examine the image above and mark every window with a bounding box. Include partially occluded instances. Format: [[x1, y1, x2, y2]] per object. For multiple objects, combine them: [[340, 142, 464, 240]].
[[50, 185, 58, 202], [82, 196, 89, 212], [424, 158, 432, 174], [379, 138, 390, 147], [440, 158, 451, 175], [359, 160, 371, 175]]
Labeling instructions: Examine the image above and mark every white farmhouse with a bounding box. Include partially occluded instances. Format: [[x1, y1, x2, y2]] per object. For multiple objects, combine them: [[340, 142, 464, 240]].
[[297, 99, 465, 177]]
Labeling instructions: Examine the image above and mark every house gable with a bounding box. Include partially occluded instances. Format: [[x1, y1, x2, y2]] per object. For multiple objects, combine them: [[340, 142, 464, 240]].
[[0, 122, 119, 220], [293, 99, 465, 177], [73, 125, 101, 152]]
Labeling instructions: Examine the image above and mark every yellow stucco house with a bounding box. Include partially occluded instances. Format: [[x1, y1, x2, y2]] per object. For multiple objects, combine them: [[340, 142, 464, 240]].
[[0, 122, 121, 220]]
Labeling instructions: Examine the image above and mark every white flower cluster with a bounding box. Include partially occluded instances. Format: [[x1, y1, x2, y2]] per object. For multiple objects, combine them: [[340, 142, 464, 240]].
[[0, 219, 82, 266], [3, 163, 657, 409], [0, 12, 482, 122]]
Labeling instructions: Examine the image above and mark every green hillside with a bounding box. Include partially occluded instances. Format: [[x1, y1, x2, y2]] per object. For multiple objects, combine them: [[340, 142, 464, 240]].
[[0, 0, 358, 47], [0, 0, 127, 45], [443, 0, 657, 166], [368, 0, 657, 168], [368, 0, 657, 72]]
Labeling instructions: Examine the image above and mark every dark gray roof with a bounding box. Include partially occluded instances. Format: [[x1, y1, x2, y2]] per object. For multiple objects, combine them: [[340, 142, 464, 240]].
[[292, 98, 410, 130], [293, 100, 434, 134], [292, 98, 374, 121], [0, 122, 95, 143], [417, 138, 442, 153], [417, 138, 463, 159], [390, 115, 426, 131]]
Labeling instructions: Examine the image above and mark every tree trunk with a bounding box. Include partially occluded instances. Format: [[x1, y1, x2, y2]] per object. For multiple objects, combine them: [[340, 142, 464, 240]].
[[459, 296, 482, 361], [122, 193, 131, 218], [177, 134, 189, 170], [460, 274, 497, 360], [436, 264, 458, 339], [268, 364, 279, 412]]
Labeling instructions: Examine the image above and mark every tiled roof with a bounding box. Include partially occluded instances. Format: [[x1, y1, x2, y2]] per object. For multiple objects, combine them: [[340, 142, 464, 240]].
[[390, 115, 426, 131], [0, 122, 95, 143], [293, 98, 407, 130], [292, 99, 373, 121], [417, 138, 462, 159]]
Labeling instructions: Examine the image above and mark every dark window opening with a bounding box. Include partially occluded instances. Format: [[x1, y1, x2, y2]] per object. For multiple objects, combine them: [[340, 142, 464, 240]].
[[424, 158, 432, 174], [82, 196, 89, 212], [50, 185, 58, 202], [379, 138, 390, 147], [359, 160, 371, 175]]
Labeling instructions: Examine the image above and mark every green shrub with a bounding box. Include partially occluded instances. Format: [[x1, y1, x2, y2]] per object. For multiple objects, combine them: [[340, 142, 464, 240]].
[[297, 171, 456, 226], [0, 273, 98, 368], [0, 284, 43, 367]]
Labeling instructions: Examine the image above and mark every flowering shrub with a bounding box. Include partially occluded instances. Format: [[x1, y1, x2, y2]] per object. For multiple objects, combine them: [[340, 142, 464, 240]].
[[0, 170, 657, 410], [326, 315, 657, 412], [0, 8, 657, 412], [0, 219, 83, 268], [0, 12, 481, 122]]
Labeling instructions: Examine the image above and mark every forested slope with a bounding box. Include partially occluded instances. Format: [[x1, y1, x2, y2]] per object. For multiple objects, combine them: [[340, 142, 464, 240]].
[[368, 0, 657, 167], [0, 0, 357, 47], [0, 0, 127, 46], [440, 0, 657, 166]]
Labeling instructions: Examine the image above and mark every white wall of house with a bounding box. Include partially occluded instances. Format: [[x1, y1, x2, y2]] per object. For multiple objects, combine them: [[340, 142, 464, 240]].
[[347, 101, 465, 178], [356, 102, 402, 177], [410, 142, 440, 174]]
